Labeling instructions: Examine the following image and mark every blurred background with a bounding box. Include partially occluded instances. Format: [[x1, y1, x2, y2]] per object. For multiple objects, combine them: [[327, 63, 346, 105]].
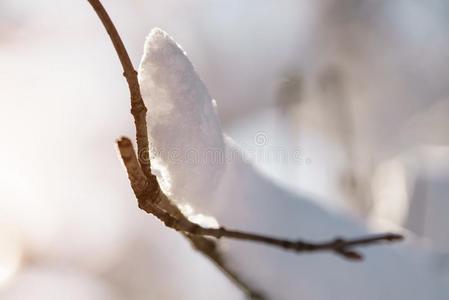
[[1, 0, 449, 298]]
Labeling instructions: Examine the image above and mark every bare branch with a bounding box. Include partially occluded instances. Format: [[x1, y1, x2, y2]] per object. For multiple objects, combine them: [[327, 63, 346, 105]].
[[117, 137, 403, 261], [187, 235, 266, 300], [88, 0, 267, 297], [88, 0, 403, 297], [87, 0, 151, 176], [117, 137, 266, 299]]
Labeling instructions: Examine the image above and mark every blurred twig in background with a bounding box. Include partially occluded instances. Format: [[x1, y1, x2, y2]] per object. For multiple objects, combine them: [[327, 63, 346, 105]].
[[318, 66, 374, 215]]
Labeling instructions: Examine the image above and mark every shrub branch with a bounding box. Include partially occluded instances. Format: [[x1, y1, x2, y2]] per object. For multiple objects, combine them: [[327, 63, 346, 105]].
[[117, 137, 402, 261], [87, 0, 403, 298]]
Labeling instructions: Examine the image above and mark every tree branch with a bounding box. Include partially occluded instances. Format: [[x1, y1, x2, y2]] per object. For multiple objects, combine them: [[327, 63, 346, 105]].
[[116, 137, 266, 299], [88, 0, 266, 298], [87, 0, 151, 176], [117, 137, 403, 261], [88, 0, 403, 298]]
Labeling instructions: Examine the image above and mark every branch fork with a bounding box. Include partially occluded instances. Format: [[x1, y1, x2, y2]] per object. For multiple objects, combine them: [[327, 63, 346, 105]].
[[87, 0, 403, 298]]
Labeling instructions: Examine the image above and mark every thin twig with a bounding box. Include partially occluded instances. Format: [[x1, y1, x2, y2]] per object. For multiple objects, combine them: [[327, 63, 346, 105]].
[[187, 235, 266, 300], [87, 0, 151, 176], [117, 137, 403, 261]]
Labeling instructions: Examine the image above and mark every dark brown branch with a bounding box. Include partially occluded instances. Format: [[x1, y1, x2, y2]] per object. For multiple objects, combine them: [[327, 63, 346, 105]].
[[87, 1, 266, 296], [88, 0, 403, 297], [116, 137, 266, 299], [117, 137, 403, 261], [187, 235, 265, 300], [85, 2, 261, 299]]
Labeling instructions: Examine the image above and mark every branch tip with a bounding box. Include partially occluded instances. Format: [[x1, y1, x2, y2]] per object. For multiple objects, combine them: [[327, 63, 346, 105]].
[[117, 136, 132, 147]]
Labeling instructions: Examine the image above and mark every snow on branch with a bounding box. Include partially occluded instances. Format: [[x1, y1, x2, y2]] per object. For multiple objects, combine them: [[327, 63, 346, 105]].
[[87, 0, 266, 298], [117, 137, 402, 261], [87, 0, 403, 298]]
